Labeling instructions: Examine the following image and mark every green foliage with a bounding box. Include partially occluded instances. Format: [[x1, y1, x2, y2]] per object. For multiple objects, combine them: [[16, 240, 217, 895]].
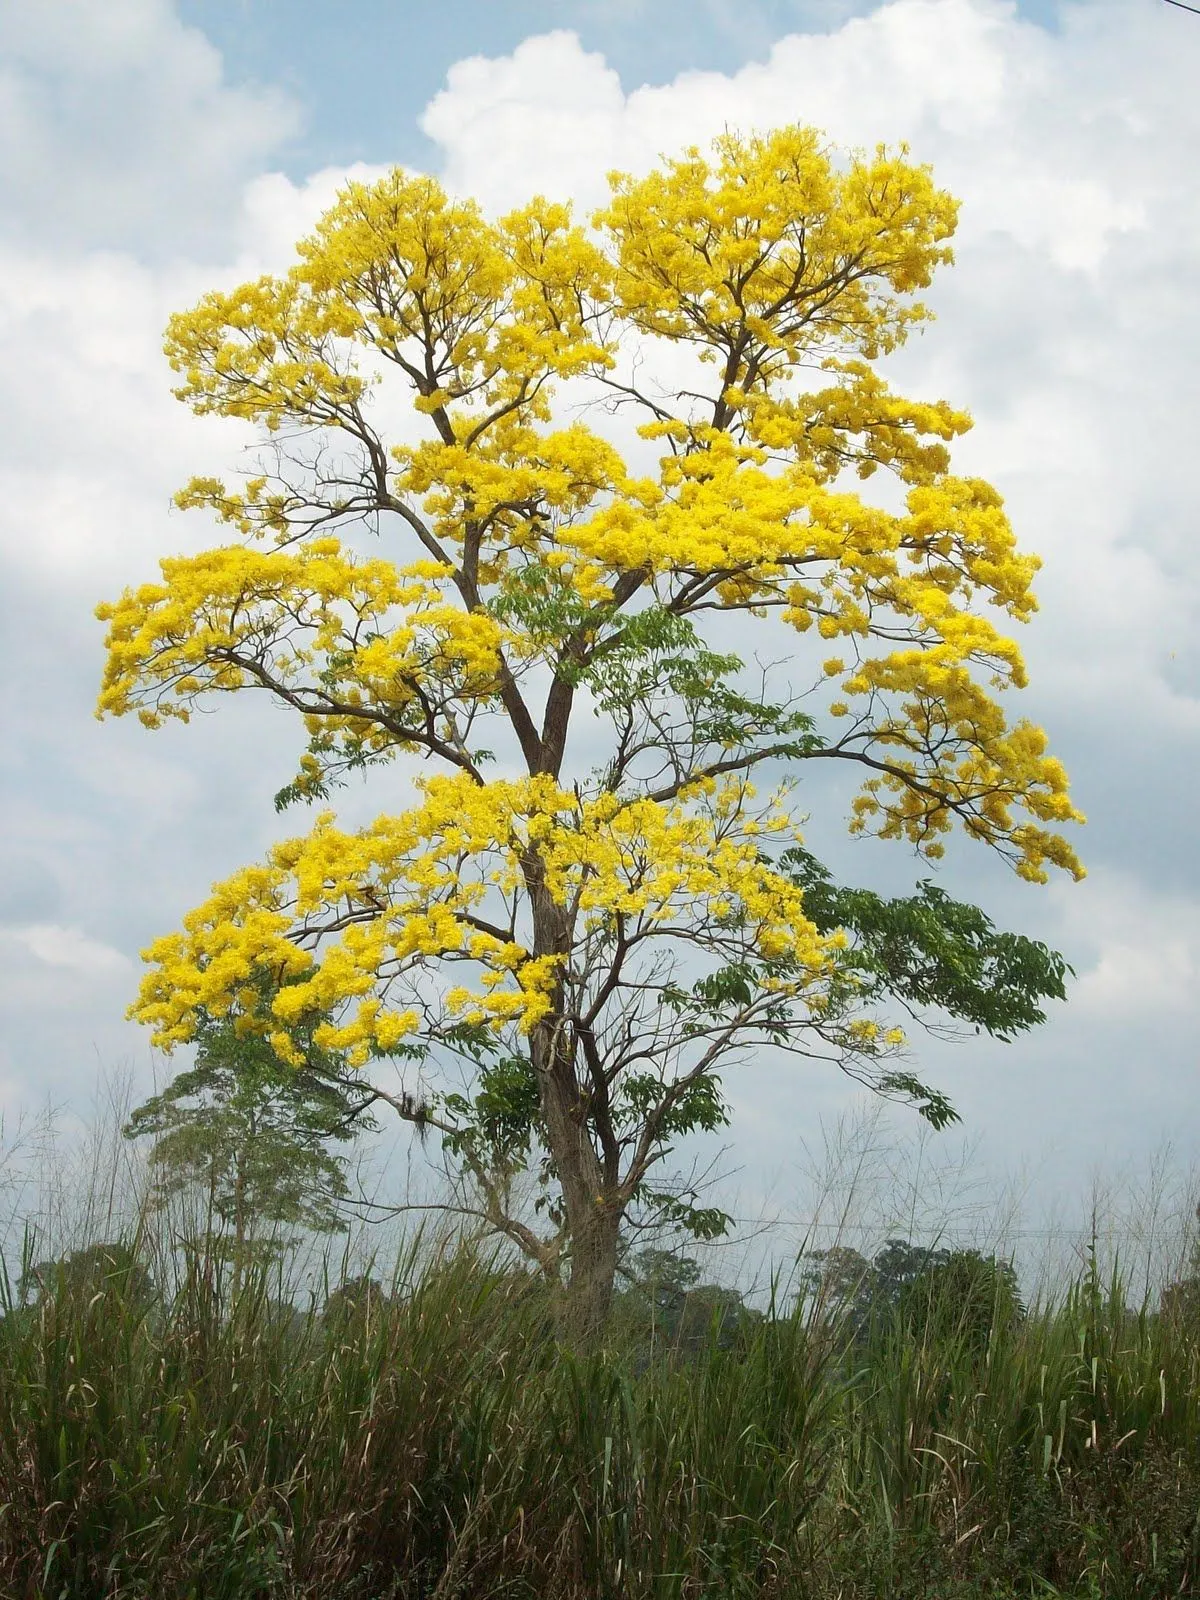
[[321, 1271, 390, 1326], [619, 1070, 728, 1135], [611, 1247, 764, 1365], [584, 613, 822, 761], [124, 1010, 374, 1272], [442, 1053, 542, 1170], [871, 1236, 951, 1301], [902, 1246, 1025, 1352], [801, 1236, 1024, 1355], [782, 846, 1072, 1039], [1160, 1272, 1200, 1330], [1159, 1204, 1200, 1332], [18, 1241, 154, 1311], [637, 1190, 732, 1241], [874, 1072, 960, 1131], [799, 1243, 878, 1336]]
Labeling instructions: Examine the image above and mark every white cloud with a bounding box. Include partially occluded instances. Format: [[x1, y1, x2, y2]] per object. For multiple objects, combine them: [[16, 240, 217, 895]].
[[0, 245, 221, 588], [0, 0, 299, 257], [422, 1, 1144, 273], [1, 924, 132, 979], [0, 167, 388, 591], [1053, 873, 1200, 1024], [422, 32, 626, 211], [0, 0, 316, 1112]]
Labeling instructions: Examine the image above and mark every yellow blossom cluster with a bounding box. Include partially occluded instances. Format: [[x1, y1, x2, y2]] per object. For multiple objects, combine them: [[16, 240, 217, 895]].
[[132, 772, 833, 1063], [101, 125, 1085, 1072], [598, 129, 957, 355], [96, 538, 509, 731], [165, 177, 611, 440]]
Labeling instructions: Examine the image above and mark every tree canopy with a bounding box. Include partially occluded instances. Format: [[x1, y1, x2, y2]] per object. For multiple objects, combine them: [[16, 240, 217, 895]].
[[801, 1238, 1024, 1353], [124, 1010, 372, 1281], [19, 1241, 154, 1312], [97, 126, 1082, 1339]]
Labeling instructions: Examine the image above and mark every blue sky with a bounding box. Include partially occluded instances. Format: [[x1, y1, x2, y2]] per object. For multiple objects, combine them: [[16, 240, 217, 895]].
[[1, 0, 1199, 1271], [176, 0, 1065, 180]]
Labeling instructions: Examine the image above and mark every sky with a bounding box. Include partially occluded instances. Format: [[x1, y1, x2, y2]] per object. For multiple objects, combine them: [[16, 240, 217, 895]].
[[1, 0, 1199, 1266]]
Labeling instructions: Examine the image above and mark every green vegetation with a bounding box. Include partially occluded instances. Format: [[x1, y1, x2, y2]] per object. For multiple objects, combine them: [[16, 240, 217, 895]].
[[122, 1011, 378, 1290], [3, 1213, 1200, 1599]]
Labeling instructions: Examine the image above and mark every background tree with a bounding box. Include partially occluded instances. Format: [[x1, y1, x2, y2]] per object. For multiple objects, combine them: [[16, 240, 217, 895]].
[[801, 1237, 1023, 1354], [124, 1010, 376, 1286], [322, 1270, 390, 1326], [798, 1243, 878, 1339], [97, 126, 1082, 1342], [1160, 1204, 1200, 1331], [905, 1245, 1024, 1353], [19, 1241, 154, 1311], [871, 1236, 950, 1306], [611, 1246, 762, 1366]]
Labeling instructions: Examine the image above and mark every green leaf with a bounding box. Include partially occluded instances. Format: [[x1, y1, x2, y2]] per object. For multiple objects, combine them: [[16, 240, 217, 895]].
[[780, 848, 1071, 1039]]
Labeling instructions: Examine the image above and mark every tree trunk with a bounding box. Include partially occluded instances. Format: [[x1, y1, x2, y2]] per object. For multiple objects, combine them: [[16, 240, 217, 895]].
[[535, 1034, 620, 1348], [561, 1203, 622, 1349], [527, 853, 623, 1349]]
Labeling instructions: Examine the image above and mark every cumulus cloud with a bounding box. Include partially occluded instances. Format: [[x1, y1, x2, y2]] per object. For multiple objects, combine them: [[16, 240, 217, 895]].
[[0, 0, 300, 258], [423, 1, 1146, 267], [1, 924, 131, 978], [1055, 873, 1200, 1024], [0, 922, 141, 1109], [0, 162, 393, 594]]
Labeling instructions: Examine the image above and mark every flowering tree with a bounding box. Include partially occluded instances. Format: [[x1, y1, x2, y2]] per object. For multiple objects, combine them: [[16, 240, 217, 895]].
[[97, 128, 1081, 1341]]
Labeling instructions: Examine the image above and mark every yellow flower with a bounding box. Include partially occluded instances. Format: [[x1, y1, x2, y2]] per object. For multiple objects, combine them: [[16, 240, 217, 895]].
[[101, 125, 1081, 1072]]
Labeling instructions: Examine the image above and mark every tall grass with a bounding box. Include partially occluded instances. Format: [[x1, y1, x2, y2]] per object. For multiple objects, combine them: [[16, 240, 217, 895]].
[[2, 1226, 1199, 1599], [2, 1096, 1200, 1597]]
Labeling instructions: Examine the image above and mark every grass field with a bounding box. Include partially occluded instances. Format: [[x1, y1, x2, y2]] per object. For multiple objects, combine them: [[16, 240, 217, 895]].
[[2, 1207, 1199, 1600]]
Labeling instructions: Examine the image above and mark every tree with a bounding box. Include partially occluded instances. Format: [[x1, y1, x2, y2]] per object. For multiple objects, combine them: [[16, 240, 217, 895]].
[[871, 1236, 950, 1306], [798, 1244, 878, 1338], [19, 1241, 154, 1311], [1160, 1204, 1200, 1332], [612, 1247, 761, 1365], [124, 1010, 375, 1286], [97, 127, 1081, 1344], [322, 1271, 390, 1326], [801, 1237, 1023, 1354], [906, 1246, 1024, 1353]]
